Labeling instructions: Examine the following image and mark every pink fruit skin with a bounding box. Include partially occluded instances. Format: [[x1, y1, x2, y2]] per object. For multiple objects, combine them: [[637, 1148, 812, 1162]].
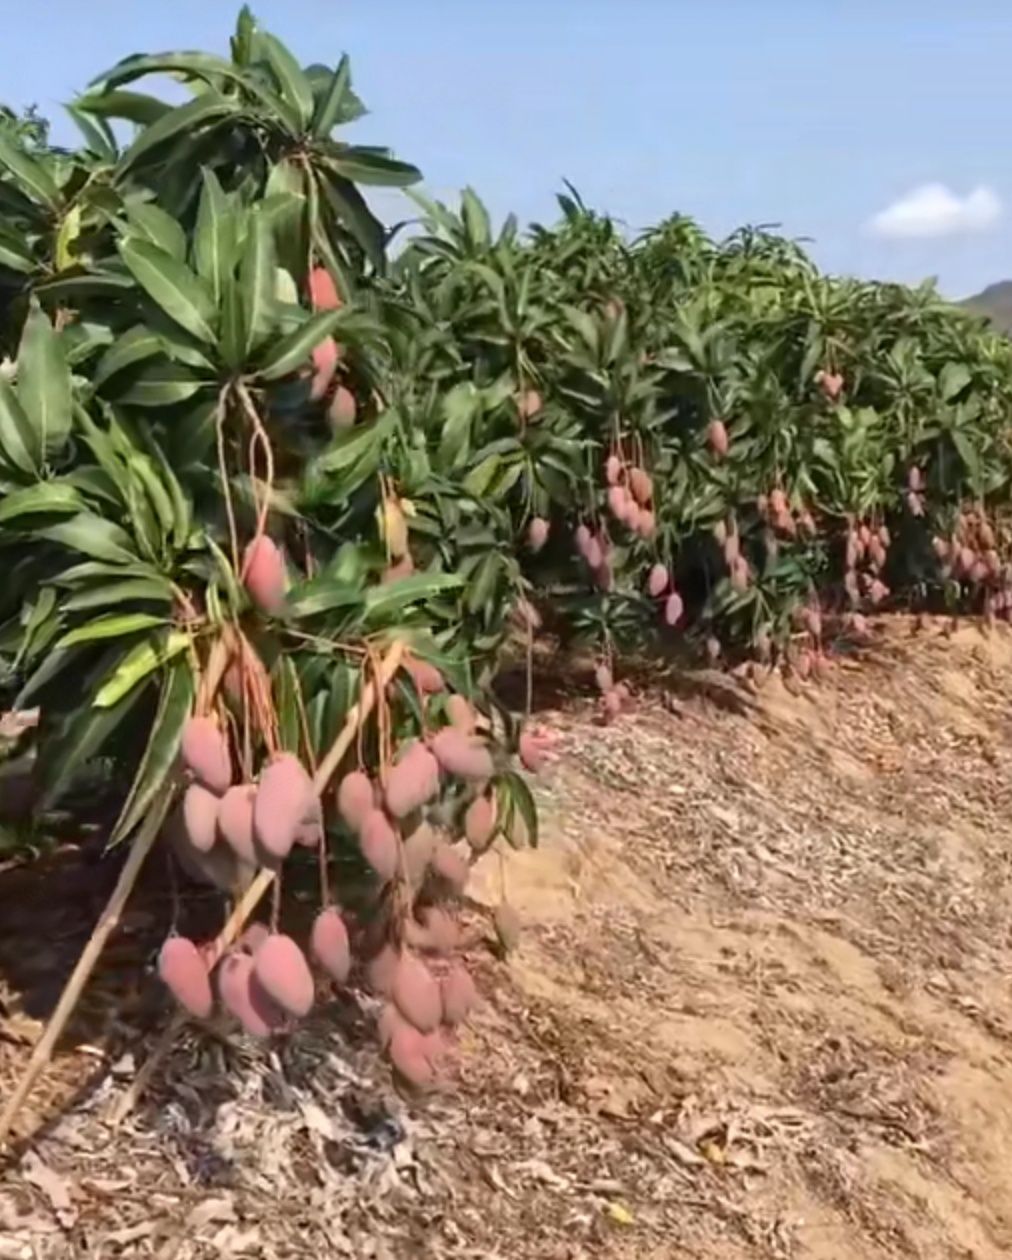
[[647, 563, 668, 597], [310, 907, 351, 984], [337, 770, 374, 833], [519, 729, 549, 773], [181, 716, 232, 794], [217, 952, 284, 1036], [309, 336, 340, 401], [242, 536, 286, 615], [254, 934, 315, 1017], [158, 937, 213, 1018], [359, 809, 400, 881], [308, 266, 340, 312], [217, 784, 257, 864], [664, 591, 684, 626], [328, 385, 357, 430], [253, 753, 313, 860]]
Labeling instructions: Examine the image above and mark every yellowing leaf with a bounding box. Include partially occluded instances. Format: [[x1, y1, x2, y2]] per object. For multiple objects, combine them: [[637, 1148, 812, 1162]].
[[606, 1202, 634, 1226]]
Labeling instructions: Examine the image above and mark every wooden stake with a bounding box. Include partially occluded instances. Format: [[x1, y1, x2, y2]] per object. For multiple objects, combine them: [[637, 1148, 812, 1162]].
[[108, 637, 405, 1127], [0, 778, 176, 1149]]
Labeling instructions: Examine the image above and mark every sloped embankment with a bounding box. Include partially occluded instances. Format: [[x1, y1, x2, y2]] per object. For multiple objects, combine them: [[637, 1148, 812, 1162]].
[[4, 617, 1012, 1258]]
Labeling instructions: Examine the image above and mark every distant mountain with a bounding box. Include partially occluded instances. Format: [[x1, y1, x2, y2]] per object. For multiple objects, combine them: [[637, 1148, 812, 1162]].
[[961, 281, 1012, 332]]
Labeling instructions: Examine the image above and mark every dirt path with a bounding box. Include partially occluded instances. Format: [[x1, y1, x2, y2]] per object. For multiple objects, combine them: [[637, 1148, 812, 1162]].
[[4, 616, 1012, 1258]]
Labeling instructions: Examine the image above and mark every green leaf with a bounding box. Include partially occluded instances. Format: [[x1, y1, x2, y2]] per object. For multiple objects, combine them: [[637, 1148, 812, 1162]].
[[16, 301, 73, 455], [272, 655, 302, 753], [63, 577, 175, 611], [116, 92, 240, 175], [109, 656, 194, 844], [461, 187, 491, 249], [63, 105, 117, 159], [118, 237, 217, 344], [0, 481, 84, 524], [256, 309, 344, 380], [0, 129, 60, 207], [35, 667, 147, 811], [0, 377, 39, 474], [16, 645, 84, 708], [0, 223, 35, 273], [287, 578, 361, 618], [33, 271, 135, 303], [939, 361, 971, 403], [75, 89, 171, 126], [238, 207, 275, 354], [363, 573, 464, 622], [319, 171, 386, 271], [499, 770, 538, 848], [93, 324, 163, 386], [92, 49, 244, 92], [327, 146, 420, 188], [53, 559, 164, 586], [54, 612, 168, 650], [193, 167, 237, 307], [40, 514, 139, 564], [311, 54, 352, 137], [115, 359, 208, 408], [122, 199, 188, 259], [93, 629, 190, 707], [256, 30, 314, 130]]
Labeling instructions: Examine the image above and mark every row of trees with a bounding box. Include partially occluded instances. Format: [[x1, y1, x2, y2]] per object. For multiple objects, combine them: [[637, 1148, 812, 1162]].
[[1, 8, 1010, 840]]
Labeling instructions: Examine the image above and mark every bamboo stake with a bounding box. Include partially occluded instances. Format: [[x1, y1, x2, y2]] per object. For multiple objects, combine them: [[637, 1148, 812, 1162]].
[[108, 638, 404, 1126], [0, 779, 176, 1150]]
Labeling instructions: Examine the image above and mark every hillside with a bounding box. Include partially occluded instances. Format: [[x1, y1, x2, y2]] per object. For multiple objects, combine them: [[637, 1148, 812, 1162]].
[[5, 618, 1012, 1258], [961, 279, 1012, 331]]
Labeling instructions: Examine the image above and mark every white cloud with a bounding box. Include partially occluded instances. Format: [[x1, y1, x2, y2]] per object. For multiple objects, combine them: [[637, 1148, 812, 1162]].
[[866, 183, 1002, 240]]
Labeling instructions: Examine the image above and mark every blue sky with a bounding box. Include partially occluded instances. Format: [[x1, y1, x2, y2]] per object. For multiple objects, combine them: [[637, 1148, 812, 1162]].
[[3, 0, 1010, 298]]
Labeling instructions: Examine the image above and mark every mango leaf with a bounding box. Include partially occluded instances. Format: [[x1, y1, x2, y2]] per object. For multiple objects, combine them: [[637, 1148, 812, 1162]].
[[93, 325, 163, 386], [35, 670, 147, 811], [54, 612, 168, 650], [0, 129, 60, 206], [63, 577, 174, 610], [16, 644, 86, 708], [0, 223, 35, 273], [238, 207, 275, 354], [122, 199, 188, 259], [497, 770, 539, 848], [311, 54, 352, 137], [118, 238, 217, 343], [40, 514, 139, 564], [0, 378, 40, 474], [90, 49, 244, 92], [255, 30, 314, 130], [287, 578, 361, 619], [75, 89, 171, 126], [17, 301, 73, 455], [272, 655, 302, 754], [193, 167, 237, 307], [327, 146, 420, 188], [0, 482, 84, 524], [319, 171, 386, 271], [109, 656, 194, 844], [116, 92, 241, 175], [363, 573, 464, 622], [115, 359, 208, 408], [94, 629, 190, 708], [939, 361, 971, 403], [256, 309, 345, 380]]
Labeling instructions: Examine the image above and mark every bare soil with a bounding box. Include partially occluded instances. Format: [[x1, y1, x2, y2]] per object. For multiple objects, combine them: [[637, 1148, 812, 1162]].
[[4, 614, 1012, 1258]]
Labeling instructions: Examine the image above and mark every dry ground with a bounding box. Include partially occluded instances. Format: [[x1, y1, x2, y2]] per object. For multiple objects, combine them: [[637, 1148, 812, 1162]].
[[4, 615, 1012, 1258]]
